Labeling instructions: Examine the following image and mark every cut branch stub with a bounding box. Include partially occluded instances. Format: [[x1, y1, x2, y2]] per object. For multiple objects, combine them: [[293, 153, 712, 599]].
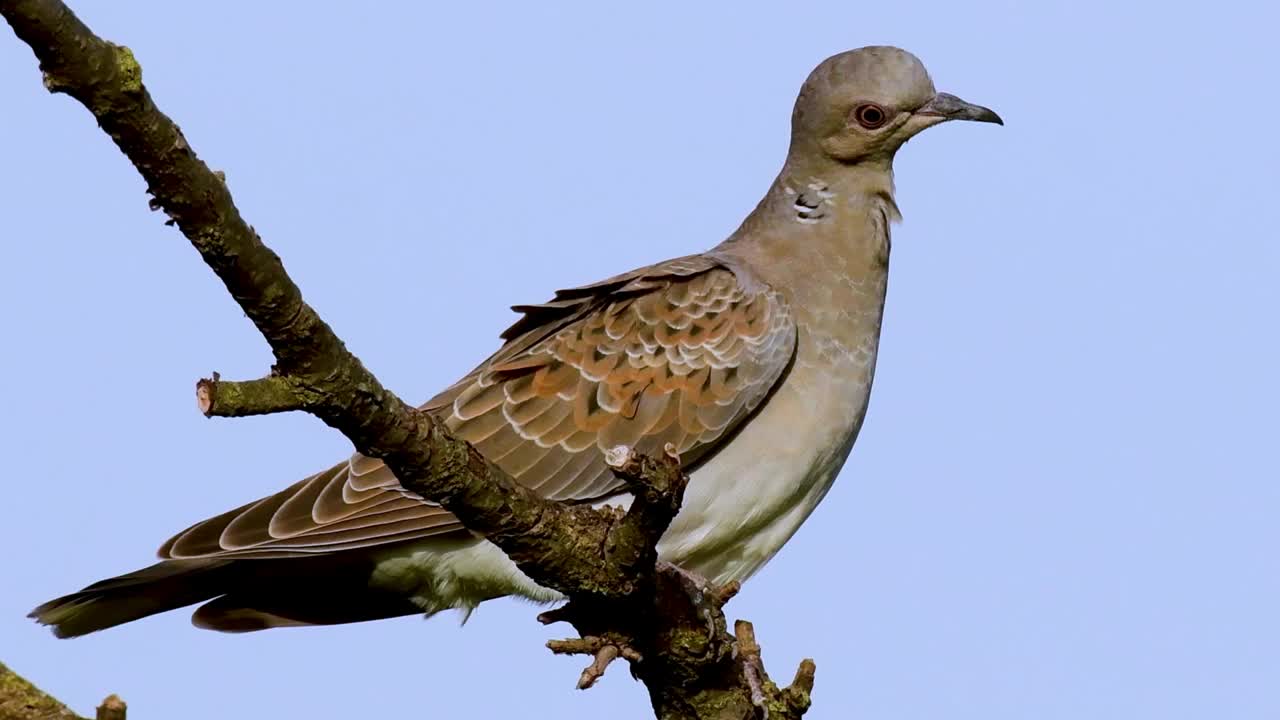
[[196, 374, 305, 418], [602, 444, 690, 585], [95, 694, 127, 720], [606, 442, 687, 512]]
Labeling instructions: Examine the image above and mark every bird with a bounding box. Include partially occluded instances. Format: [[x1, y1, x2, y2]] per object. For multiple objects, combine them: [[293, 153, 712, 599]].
[[32, 46, 1001, 637]]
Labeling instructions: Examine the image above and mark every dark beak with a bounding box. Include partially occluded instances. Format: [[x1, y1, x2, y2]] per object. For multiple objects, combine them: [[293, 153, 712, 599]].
[[915, 92, 1003, 125]]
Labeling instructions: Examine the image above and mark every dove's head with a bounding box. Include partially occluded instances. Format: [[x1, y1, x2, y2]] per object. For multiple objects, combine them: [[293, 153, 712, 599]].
[[790, 46, 1001, 167]]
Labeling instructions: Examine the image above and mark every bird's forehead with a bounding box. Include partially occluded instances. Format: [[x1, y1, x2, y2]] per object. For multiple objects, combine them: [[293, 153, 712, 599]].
[[806, 46, 936, 108]]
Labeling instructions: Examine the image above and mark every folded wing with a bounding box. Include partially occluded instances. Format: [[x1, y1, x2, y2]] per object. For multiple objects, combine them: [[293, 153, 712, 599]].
[[160, 255, 796, 560]]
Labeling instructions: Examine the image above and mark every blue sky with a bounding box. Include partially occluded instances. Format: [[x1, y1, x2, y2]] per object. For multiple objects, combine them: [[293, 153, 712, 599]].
[[2, 2, 1277, 718]]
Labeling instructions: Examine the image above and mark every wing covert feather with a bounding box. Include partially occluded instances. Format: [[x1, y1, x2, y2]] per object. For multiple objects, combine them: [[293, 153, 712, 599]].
[[160, 257, 795, 560]]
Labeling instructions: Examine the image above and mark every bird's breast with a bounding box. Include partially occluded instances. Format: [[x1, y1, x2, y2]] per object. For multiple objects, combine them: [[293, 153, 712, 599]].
[[660, 196, 894, 585], [656, 317, 883, 585]]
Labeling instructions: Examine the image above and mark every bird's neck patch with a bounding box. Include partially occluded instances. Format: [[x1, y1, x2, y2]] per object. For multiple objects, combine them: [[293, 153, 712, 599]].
[[783, 179, 837, 225]]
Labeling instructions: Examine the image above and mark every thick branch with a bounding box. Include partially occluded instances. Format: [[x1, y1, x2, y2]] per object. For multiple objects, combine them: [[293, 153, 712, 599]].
[[0, 662, 80, 720], [0, 661, 126, 720]]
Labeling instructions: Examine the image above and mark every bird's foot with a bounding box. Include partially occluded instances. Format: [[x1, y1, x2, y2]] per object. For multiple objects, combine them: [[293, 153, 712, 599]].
[[546, 634, 643, 689]]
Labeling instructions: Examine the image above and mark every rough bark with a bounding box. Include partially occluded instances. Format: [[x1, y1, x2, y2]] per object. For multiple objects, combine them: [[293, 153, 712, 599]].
[[0, 1, 815, 717], [0, 662, 126, 720]]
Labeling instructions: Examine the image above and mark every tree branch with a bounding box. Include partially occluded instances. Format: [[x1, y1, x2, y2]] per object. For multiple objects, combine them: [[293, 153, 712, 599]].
[[196, 373, 299, 418], [0, 662, 126, 720], [0, 0, 648, 601], [1, 1, 817, 717]]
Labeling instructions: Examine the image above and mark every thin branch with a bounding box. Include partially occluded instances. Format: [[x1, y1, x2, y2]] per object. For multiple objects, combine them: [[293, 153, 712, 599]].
[[577, 645, 620, 690], [196, 373, 300, 417], [785, 660, 817, 712], [734, 621, 770, 711], [547, 636, 639, 689]]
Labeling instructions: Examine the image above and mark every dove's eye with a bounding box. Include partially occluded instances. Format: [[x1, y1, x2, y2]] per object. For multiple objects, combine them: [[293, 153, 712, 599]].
[[852, 103, 888, 129]]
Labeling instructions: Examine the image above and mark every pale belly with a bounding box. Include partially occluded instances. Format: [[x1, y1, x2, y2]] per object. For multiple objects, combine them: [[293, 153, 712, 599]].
[[370, 349, 877, 615], [656, 357, 874, 585]]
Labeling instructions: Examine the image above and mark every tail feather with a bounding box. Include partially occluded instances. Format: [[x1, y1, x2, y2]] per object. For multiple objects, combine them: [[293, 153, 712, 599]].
[[191, 588, 422, 632], [30, 560, 233, 638], [30, 553, 426, 637]]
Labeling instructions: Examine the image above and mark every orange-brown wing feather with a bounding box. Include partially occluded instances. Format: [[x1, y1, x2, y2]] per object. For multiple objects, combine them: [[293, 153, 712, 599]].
[[160, 257, 795, 560]]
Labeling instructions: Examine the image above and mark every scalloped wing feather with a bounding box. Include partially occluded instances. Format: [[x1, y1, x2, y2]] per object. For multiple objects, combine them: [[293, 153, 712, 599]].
[[160, 257, 795, 560]]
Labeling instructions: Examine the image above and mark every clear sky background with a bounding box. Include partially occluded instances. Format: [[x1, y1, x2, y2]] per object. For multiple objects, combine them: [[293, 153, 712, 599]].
[[1, 2, 1277, 718]]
